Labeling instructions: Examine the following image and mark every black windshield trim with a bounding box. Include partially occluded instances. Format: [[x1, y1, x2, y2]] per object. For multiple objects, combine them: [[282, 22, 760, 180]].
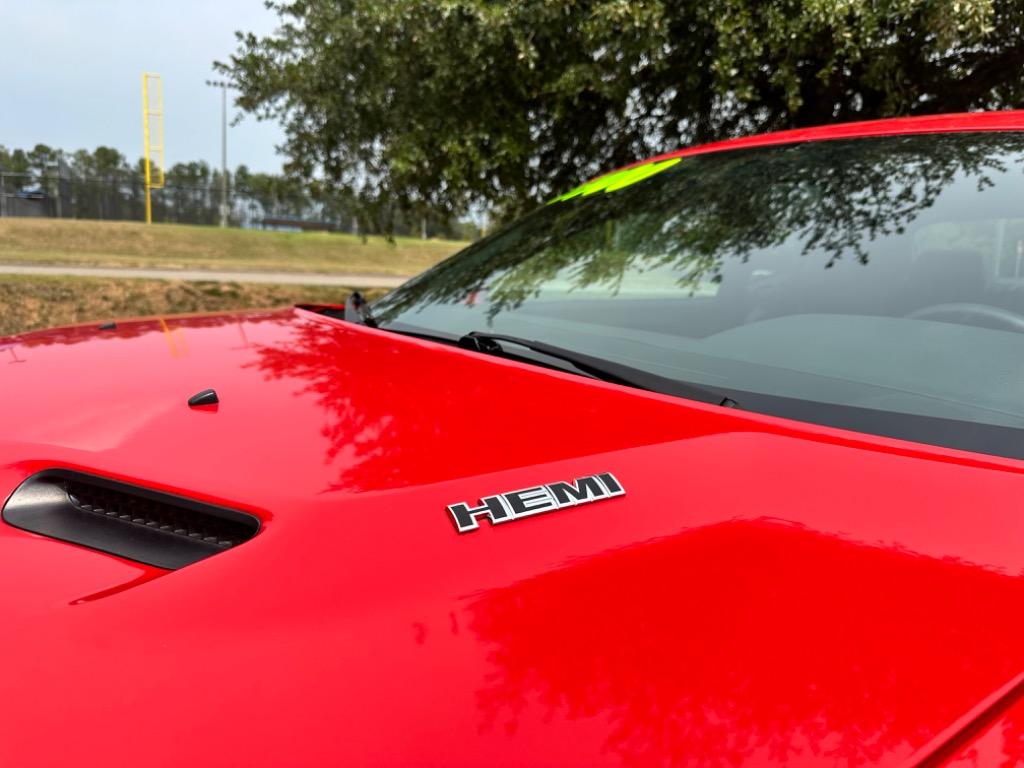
[[724, 387, 1024, 461]]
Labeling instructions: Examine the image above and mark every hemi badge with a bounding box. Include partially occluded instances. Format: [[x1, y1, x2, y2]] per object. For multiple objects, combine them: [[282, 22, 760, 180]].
[[446, 473, 625, 534]]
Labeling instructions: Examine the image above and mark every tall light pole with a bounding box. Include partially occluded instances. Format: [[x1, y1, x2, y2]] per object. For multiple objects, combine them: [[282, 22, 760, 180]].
[[205, 79, 231, 227]]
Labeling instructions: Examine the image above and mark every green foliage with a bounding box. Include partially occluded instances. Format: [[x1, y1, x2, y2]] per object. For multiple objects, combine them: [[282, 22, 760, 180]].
[[0, 144, 60, 177], [234, 164, 314, 218], [218, 0, 1024, 223]]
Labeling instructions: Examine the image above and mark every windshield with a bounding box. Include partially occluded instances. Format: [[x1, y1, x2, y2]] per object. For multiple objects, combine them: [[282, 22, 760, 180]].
[[372, 132, 1024, 460]]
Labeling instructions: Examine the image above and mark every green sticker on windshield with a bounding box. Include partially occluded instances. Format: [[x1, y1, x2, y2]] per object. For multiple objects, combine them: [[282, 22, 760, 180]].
[[549, 157, 681, 204]]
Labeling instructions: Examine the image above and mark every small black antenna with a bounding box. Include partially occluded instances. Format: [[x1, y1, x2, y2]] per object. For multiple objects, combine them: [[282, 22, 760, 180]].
[[188, 389, 219, 407], [344, 291, 377, 326]]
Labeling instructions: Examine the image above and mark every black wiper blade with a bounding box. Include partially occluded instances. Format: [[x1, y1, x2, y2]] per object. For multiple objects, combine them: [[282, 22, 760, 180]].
[[458, 331, 738, 408]]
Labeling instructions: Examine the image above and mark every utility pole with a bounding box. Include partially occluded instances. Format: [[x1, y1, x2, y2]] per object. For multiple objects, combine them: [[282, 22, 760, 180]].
[[205, 79, 231, 227]]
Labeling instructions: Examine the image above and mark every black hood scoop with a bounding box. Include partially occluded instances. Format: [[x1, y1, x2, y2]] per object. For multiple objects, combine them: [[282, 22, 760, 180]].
[[2, 470, 260, 569]]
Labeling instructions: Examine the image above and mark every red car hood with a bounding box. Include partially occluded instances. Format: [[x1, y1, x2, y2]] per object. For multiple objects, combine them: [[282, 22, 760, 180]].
[[1, 306, 1023, 767]]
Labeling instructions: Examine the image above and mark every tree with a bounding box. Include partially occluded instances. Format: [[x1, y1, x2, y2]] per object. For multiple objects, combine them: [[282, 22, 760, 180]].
[[25, 144, 63, 178], [218, 0, 1024, 225], [0, 147, 30, 175]]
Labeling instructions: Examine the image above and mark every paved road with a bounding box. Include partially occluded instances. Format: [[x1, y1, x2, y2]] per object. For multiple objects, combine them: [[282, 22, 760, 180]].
[[0, 263, 410, 288]]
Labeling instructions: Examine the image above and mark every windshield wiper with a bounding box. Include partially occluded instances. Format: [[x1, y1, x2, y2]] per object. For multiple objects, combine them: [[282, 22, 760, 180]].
[[336, 305, 737, 408], [458, 331, 738, 408]]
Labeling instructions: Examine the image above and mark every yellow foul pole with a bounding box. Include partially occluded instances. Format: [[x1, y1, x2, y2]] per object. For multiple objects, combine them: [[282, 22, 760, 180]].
[[141, 73, 165, 225]]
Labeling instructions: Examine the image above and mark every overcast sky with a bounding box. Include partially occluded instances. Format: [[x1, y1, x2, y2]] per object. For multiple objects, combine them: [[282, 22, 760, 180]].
[[0, 0, 286, 172]]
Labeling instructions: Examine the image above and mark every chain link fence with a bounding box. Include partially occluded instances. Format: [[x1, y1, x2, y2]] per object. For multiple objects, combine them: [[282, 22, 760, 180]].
[[0, 172, 345, 231]]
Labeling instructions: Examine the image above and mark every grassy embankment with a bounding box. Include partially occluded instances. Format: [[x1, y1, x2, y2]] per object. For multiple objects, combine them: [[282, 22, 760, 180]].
[[0, 275, 390, 337], [0, 219, 467, 335], [0, 218, 466, 274]]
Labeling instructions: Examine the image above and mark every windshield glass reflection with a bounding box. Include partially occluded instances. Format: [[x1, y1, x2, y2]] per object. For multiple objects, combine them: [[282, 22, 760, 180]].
[[373, 133, 1024, 457]]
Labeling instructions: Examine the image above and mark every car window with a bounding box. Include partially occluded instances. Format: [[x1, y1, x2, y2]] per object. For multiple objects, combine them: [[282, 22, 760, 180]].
[[372, 132, 1024, 459]]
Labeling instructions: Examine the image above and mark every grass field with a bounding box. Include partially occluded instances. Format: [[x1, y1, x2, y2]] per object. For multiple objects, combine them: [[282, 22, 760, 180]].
[[0, 275, 387, 337], [0, 218, 467, 275]]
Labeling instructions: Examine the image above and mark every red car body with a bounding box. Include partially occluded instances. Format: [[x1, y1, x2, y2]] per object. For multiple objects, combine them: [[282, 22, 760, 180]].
[[4, 112, 1024, 767]]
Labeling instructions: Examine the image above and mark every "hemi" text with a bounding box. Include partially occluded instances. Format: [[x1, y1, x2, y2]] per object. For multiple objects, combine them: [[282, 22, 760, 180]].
[[446, 473, 625, 533]]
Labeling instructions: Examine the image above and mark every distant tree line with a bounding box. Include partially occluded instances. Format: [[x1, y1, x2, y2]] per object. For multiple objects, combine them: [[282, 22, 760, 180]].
[[0, 144, 479, 239]]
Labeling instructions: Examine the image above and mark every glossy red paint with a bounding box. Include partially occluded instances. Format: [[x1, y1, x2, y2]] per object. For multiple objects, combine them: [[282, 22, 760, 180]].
[[2, 301, 1024, 766], [7, 114, 1024, 765], [934, 693, 1024, 767], [647, 109, 1024, 165]]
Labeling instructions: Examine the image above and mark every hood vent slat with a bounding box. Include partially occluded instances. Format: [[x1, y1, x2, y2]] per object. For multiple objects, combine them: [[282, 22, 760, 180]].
[[2, 470, 260, 570]]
